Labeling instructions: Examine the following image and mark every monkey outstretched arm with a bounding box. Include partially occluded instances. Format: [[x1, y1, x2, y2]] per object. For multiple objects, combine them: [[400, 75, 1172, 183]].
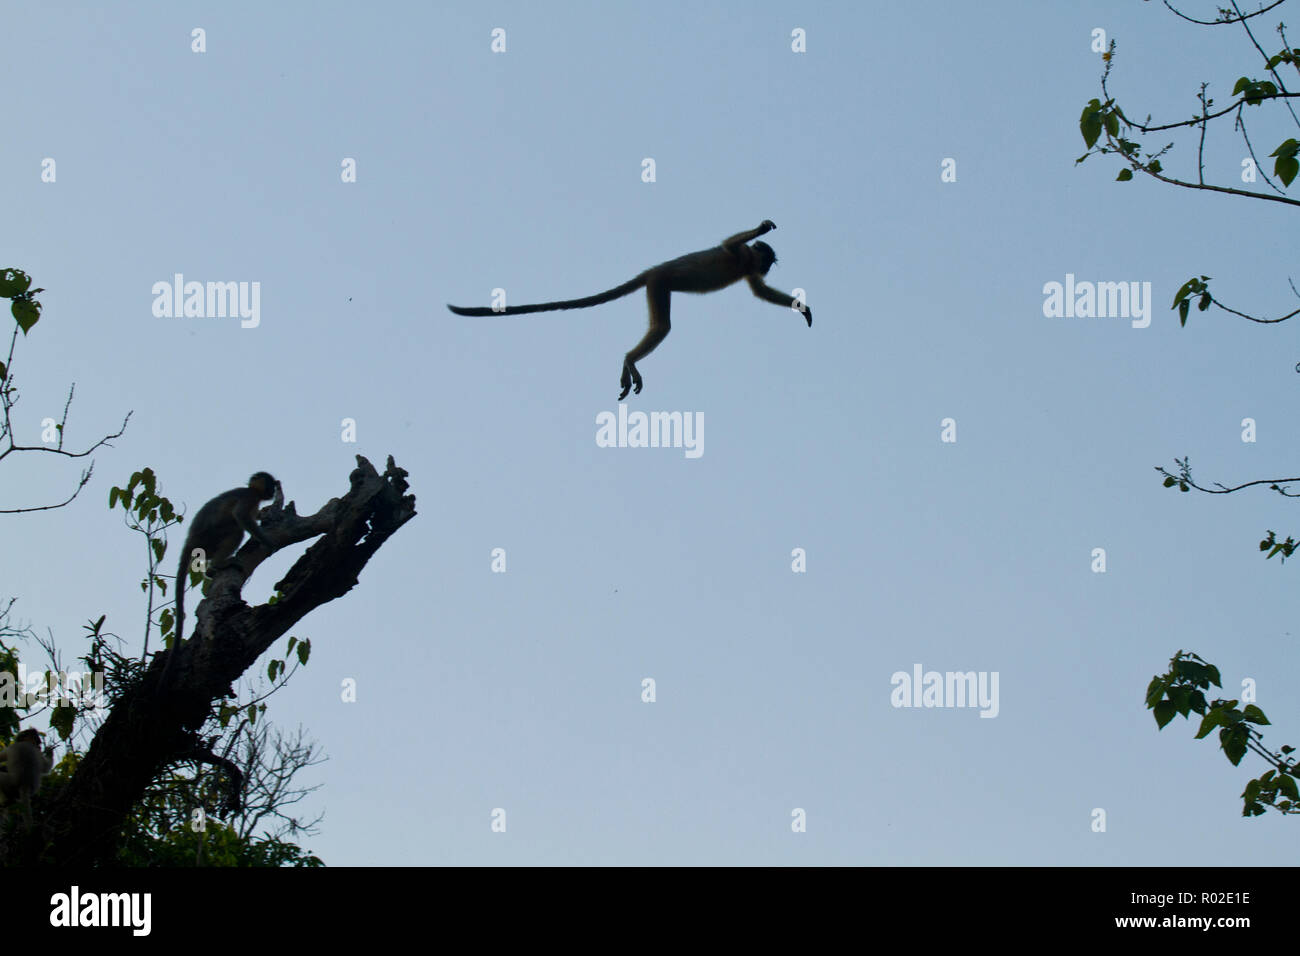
[[721, 220, 776, 254], [747, 276, 812, 326]]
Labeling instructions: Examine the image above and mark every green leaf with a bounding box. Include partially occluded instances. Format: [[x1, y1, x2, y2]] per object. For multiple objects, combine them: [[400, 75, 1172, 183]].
[[1271, 138, 1300, 159], [1179, 300, 1190, 325], [1104, 112, 1119, 138], [1154, 699, 1177, 729], [1221, 726, 1248, 765], [1276, 157, 1298, 188], [0, 269, 32, 297], [50, 706, 74, 740], [1175, 659, 1207, 683], [1278, 774, 1299, 801], [1195, 709, 1223, 738], [1116, 168, 1133, 181], [1272, 139, 1300, 186], [1080, 100, 1104, 148], [1145, 675, 1167, 704], [1163, 476, 1176, 487], [1243, 704, 1270, 726], [1197, 292, 1211, 311], [12, 297, 40, 333], [1236, 78, 1278, 105]]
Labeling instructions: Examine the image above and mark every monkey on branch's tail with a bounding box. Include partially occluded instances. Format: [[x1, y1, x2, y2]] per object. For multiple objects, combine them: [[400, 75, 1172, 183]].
[[160, 547, 193, 687], [175, 546, 190, 656], [446, 276, 646, 316]]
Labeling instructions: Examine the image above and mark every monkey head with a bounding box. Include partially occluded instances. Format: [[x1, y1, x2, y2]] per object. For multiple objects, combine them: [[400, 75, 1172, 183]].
[[248, 472, 278, 499], [752, 241, 777, 275]]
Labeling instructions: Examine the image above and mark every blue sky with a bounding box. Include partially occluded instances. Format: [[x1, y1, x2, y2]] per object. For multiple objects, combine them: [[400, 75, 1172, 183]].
[[4, 1, 1298, 864]]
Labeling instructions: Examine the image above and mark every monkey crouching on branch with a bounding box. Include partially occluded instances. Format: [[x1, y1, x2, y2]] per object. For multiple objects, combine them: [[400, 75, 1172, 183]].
[[0, 729, 55, 819], [447, 220, 812, 399], [166, 472, 279, 681]]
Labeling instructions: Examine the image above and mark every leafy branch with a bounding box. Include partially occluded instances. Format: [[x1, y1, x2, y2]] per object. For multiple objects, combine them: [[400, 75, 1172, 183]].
[[1077, 4, 1300, 332], [0, 267, 131, 513], [1147, 650, 1297, 815]]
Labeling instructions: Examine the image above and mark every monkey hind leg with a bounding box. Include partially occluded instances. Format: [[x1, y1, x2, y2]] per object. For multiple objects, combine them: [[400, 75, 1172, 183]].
[[620, 284, 671, 401]]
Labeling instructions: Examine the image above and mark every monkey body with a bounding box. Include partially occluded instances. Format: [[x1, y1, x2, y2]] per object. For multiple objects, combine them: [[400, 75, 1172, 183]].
[[447, 221, 811, 398], [171, 472, 277, 665], [639, 243, 762, 293], [0, 729, 54, 810]]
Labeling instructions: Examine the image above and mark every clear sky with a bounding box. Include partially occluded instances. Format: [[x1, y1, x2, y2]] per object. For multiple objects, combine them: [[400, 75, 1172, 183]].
[[4, 1, 1298, 864]]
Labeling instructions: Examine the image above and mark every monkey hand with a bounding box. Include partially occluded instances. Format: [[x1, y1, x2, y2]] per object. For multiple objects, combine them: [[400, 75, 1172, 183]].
[[759, 220, 776, 233]]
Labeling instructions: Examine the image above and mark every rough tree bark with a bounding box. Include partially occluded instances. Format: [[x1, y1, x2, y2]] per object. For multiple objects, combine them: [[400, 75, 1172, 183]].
[[4, 455, 416, 866]]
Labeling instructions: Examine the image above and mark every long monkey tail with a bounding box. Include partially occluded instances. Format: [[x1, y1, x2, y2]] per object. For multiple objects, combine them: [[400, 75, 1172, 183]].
[[161, 552, 188, 684], [174, 552, 188, 647], [447, 275, 646, 316]]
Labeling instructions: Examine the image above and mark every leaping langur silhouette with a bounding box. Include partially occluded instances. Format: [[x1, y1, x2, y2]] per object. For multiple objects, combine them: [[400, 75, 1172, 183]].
[[447, 220, 811, 399]]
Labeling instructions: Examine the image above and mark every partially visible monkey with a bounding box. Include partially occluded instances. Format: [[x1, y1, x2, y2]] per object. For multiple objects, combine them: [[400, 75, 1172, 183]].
[[167, 472, 278, 680], [0, 729, 55, 821], [447, 220, 811, 399]]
